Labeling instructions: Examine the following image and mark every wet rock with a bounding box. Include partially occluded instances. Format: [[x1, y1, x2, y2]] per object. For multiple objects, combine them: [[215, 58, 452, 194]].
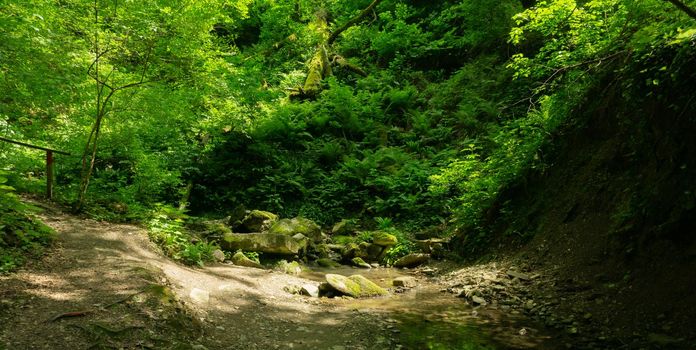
[[222, 232, 306, 255], [324, 274, 387, 298], [393, 253, 430, 268], [268, 217, 322, 242], [392, 276, 417, 288], [230, 251, 264, 269], [238, 210, 278, 232], [300, 284, 319, 298], [372, 232, 398, 247], [352, 257, 372, 269]]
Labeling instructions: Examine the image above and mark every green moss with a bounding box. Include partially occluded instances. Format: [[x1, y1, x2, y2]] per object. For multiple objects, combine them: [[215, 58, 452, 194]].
[[316, 258, 340, 268], [348, 275, 387, 296], [372, 231, 398, 247]]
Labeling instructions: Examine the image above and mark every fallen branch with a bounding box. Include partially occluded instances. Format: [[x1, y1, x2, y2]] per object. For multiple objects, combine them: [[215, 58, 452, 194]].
[[48, 289, 147, 322], [49, 311, 91, 322]]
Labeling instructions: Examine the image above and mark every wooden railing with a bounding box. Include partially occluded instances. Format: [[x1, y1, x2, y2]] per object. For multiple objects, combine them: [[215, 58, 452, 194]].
[[0, 136, 70, 199]]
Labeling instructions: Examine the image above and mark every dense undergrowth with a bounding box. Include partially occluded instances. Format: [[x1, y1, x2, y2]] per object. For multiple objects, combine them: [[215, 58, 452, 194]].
[[1, 0, 695, 267], [0, 172, 54, 272]]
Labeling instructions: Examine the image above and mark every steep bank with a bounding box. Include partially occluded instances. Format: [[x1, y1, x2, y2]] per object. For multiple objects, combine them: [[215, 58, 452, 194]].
[[462, 56, 696, 348]]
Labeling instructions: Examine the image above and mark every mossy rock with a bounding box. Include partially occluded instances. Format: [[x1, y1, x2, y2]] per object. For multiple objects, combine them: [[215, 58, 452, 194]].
[[324, 274, 387, 298], [231, 252, 263, 269], [331, 235, 355, 245], [238, 210, 278, 232], [372, 231, 398, 247], [269, 217, 322, 242], [393, 253, 430, 268], [351, 257, 371, 269], [348, 275, 388, 297], [316, 258, 341, 268], [325, 274, 362, 297]]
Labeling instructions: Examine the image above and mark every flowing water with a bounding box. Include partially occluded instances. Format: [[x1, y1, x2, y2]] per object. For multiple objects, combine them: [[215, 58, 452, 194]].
[[302, 267, 560, 349]]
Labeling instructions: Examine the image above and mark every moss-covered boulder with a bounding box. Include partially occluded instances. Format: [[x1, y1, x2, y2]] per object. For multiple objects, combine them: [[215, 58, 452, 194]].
[[268, 217, 322, 242], [393, 253, 430, 268], [372, 231, 398, 247], [325, 274, 361, 297], [323, 274, 387, 297], [221, 232, 306, 255], [238, 210, 278, 232], [348, 275, 388, 297], [231, 252, 263, 269]]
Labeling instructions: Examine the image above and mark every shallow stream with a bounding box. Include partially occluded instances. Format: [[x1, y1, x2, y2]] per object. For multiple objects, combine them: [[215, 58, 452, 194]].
[[302, 267, 560, 349]]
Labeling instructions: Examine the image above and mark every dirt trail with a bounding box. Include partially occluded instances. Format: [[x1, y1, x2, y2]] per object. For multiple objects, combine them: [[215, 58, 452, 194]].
[[0, 204, 396, 350]]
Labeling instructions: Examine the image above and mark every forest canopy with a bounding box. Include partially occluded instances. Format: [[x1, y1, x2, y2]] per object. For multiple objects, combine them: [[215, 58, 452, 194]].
[[1, 0, 695, 251]]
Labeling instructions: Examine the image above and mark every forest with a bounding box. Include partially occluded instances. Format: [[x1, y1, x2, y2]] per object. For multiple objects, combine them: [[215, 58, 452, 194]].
[[1, 0, 696, 349]]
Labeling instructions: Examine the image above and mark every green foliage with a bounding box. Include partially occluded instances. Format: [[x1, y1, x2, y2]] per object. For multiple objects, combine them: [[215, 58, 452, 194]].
[[2, 0, 693, 259], [0, 171, 55, 272], [147, 205, 218, 267], [240, 250, 261, 263]]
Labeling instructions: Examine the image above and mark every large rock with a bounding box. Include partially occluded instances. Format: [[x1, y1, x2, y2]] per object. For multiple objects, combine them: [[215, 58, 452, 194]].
[[324, 274, 388, 298], [348, 275, 388, 297], [222, 232, 306, 255], [230, 251, 263, 269], [269, 217, 322, 242], [340, 242, 362, 261], [372, 232, 398, 247], [238, 210, 278, 232], [393, 253, 430, 268]]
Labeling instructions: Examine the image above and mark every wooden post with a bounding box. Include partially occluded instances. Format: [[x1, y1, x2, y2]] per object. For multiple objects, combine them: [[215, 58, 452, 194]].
[[0, 136, 69, 199], [46, 150, 54, 200]]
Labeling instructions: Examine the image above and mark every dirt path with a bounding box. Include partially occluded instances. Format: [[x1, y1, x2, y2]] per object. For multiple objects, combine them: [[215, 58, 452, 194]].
[[0, 205, 397, 350]]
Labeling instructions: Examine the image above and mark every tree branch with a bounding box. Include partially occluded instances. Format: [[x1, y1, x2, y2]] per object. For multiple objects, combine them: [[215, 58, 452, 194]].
[[327, 0, 383, 45], [664, 0, 696, 20]]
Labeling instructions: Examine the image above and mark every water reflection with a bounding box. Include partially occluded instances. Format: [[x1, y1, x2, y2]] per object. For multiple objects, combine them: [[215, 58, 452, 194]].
[[301, 266, 558, 349]]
